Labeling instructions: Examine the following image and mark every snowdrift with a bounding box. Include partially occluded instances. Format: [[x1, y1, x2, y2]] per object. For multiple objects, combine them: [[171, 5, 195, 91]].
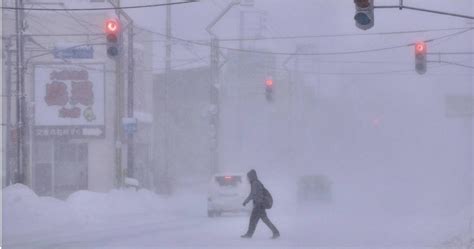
[[3, 184, 168, 237]]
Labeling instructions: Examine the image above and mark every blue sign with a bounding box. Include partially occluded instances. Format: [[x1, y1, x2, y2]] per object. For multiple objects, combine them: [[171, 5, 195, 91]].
[[123, 123, 137, 134], [122, 117, 138, 134], [54, 45, 94, 59]]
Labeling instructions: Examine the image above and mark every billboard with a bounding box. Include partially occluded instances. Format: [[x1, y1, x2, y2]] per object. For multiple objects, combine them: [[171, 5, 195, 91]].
[[34, 64, 105, 138]]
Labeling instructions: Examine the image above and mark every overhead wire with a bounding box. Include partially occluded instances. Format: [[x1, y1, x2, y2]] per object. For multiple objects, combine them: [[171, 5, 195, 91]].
[[268, 63, 455, 76], [224, 28, 474, 56], [60, 9, 98, 35], [179, 42, 209, 64], [1, 0, 198, 11], [217, 27, 474, 42], [135, 24, 474, 75], [428, 52, 474, 55], [431, 60, 474, 69], [139, 27, 474, 56], [12, 2, 472, 76], [136, 27, 474, 43]]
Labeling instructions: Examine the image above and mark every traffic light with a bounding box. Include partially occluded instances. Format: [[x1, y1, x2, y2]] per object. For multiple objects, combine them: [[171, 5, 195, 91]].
[[414, 41, 427, 74], [105, 18, 121, 58], [265, 77, 274, 102], [354, 0, 374, 30]]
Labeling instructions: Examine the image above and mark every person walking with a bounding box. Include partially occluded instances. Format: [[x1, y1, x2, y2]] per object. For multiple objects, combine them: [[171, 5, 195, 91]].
[[241, 169, 280, 239]]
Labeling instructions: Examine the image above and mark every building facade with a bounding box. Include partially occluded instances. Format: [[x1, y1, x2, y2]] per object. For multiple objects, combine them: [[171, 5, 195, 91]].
[[2, 0, 155, 197]]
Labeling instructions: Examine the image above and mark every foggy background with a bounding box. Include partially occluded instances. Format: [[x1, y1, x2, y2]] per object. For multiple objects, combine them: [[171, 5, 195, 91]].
[[141, 0, 474, 217], [2, 0, 474, 248]]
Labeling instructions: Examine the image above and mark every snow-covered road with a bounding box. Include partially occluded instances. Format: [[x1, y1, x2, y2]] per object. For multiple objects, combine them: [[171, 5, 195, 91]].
[[3, 184, 470, 249]]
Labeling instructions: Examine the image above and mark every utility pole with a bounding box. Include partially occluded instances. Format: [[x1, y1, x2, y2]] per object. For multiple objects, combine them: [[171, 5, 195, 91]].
[[126, 23, 135, 179], [162, 0, 172, 193], [209, 37, 219, 174], [206, 0, 240, 175], [471, 37, 474, 243], [165, 0, 172, 89], [15, 0, 27, 184], [115, 0, 124, 187], [4, 37, 13, 186], [282, 53, 296, 167], [239, 11, 244, 50], [239, 10, 266, 50]]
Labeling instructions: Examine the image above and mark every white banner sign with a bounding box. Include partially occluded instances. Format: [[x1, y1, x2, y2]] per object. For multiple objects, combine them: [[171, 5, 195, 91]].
[[34, 64, 105, 136]]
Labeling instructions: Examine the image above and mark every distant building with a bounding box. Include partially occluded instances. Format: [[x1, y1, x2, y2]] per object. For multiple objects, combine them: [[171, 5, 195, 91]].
[[153, 67, 212, 193]]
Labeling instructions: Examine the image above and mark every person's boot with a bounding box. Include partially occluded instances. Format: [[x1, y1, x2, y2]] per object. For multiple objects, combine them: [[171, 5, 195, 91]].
[[241, 234, 252, 238], [271, 232, 280, 239]]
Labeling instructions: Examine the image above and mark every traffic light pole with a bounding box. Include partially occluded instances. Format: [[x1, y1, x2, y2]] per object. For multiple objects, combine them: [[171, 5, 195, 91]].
[[375, 1, 474, 20], [109, 0, 135, 183], [160, 0, 172, 194], [111, 0, 124, 187]]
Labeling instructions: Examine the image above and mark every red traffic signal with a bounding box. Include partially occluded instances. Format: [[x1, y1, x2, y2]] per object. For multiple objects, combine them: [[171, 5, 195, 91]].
[[415, 42, 426, 54], [104, 18, 121, 58], [414, 42, 427, 74], [105, 18, 120, 34], [265, 78, 273, 87], [265, 77, 274, 102]]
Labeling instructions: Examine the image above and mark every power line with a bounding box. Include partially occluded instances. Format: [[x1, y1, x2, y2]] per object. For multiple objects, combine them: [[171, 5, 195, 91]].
[[220, 28, 474, 56], [25, 15, 60, 37], [179, 41, 208, 64], [217, 27, 474, 42], [272, 66, 423, 76], [1, 0, 198, 11], [298, 59, 413, 65], [429, 52, 474, 55], [139, 27, 474, 57], [424, 28, 474, 43], [18, 33, 103, 37], [59, 9, 98, 34], [34, 56, 205, 74], [271, 63, 453, 76], [24, 4, 99, 37], [138, 26, 473, 43], [375, 5, 474, 20], [432, 60, 474, 69]]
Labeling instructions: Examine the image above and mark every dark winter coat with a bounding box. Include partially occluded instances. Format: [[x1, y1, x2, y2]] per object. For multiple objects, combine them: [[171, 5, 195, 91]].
[[244, 169, 265, 206]]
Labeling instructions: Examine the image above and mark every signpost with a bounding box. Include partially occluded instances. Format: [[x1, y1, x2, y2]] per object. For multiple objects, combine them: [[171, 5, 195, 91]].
[[122, 117, 137, 134], [53, 45, 94, 59]]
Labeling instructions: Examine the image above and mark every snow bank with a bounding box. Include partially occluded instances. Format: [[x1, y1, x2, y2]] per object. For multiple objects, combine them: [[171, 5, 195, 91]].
[[67, 188, 162, 224], [4, 184, 74, 236], [3, 184, 167, 237]]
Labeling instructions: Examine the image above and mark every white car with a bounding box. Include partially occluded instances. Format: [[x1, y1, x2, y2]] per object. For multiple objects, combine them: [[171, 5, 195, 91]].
[[207, 173, 252, 217]]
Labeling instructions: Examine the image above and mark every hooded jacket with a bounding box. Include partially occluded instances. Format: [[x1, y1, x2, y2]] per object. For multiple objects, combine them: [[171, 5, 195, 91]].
[[244, 169, 265, 206]]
